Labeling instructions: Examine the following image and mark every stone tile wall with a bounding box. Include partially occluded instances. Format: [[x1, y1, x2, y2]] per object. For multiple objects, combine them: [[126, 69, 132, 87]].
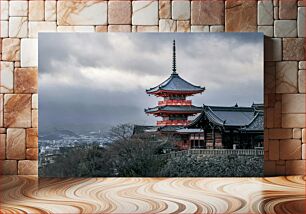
[[0, 0, 305, 176]]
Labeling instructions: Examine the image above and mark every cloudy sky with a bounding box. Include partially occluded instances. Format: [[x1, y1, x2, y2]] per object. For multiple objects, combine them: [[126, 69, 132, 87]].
[[38, 33, 263, 133]]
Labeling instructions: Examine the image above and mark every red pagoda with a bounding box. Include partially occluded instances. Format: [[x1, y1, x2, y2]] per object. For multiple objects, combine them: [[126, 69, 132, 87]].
[[145, 40, 205, 130]]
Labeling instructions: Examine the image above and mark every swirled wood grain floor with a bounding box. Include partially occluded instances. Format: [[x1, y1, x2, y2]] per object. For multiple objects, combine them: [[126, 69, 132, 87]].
[[0, 176, 305, 214]]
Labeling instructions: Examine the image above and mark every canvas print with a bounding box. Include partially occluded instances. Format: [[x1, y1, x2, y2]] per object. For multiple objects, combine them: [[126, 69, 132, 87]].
[[38, 33, 264, 177]]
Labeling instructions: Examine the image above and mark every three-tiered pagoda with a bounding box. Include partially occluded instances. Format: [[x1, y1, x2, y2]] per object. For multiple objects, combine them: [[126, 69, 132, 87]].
[[145, 40, 205, 131]]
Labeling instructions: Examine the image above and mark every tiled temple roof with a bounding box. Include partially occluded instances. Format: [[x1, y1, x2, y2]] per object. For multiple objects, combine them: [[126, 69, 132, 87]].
[[146, 73, 205, 94], [189, 104, 264, 130], [145, 105, 202, 114]]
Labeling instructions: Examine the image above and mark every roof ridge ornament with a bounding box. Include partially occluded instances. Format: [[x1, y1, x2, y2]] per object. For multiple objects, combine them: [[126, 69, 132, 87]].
[[172, 40, 177, 74]]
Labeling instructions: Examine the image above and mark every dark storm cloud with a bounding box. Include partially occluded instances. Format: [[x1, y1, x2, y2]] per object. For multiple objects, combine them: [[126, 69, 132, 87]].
[[38, 33, 263, 132]]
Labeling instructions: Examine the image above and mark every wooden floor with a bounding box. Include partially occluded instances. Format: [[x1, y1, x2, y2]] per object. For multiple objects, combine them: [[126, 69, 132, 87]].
[[0, 176, 305, 214]]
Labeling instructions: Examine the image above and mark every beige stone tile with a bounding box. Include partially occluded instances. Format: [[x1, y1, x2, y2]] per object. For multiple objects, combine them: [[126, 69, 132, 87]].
[[108, 25, 131, 32], [0, 61, 14, 93], [282, 94, 305, 114], [264, 151, 269, 160], [32, 110, 38, 128], [1, 21, 9, 38], [159, 1, 171, 19], [159, 19, 177, 32], [45, 1, 57, 21], [302, 144, 306, 159], [29, 21, 57, 38], [192, 0, 224, 25], [191, 25, 209, 32], [266, 108, 274, 128], [172, 1, 190, 21], [264, 38, 282, 61], [108, 1, 131, 24], [4, 94, 31, 128], [177, 21, 190, 32], [258, 26, 273, 37], [29, 1, 44, 21], [136, 26, 158, 32], [2, 38, 20, 61], [273, 96, 282, 128], [9, 17, 28, 38], [210, 25, 224, 32], [298, 70, 305, 93], [282, 114, 305, 128], [276, 61, 298, 93], [14, 68, 38, 94], [225, 0, 256, 32], [26, 148, 38, 160], [0, 134, 5, 159], [303, 129, 306, 143], [299, 61, 306, 70], [274, 6, 279, 20], [276, 160, 285, 166], [57, 26, 95, 32], [297, 7, 305, 37], [264, 139, 269, 152], [298, 0, 305, 6], [14, 61, 20, 68], [18, 160, 38, 175], [57, 1, 107, 25], [26, 128, 38, 148], [132, 1, 158, 25], [279, 0, 297, 19], [0, 128, 6, 134], [0, 94, 3, 127], [293, 128, 302, 139], [257, 0, 273, 25], [283, 38, 305, 61], [264, 161, 276, 176], [132, 25, 136, 32], [95, 26, 108, 32], [0, 1, 9, 21], [6, 128, 26, 159], [268, 140, 279, 160], [280, 139, 302, 160], [32, 94, 38, 109], [265, 93, 276, 108], [20, 38, 38, 67], [9, 1, 28, 17], [275, 164, 286, 175], [0, 160, 17, 175], [264, 62, 276, 94], [285, 160, 305, 175], [269, 128, 293, 139], [274, 20, 297, 37]]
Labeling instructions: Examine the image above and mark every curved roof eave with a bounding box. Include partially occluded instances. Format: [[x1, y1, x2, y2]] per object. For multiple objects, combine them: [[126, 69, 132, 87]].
[[146, 73, 205, 94]]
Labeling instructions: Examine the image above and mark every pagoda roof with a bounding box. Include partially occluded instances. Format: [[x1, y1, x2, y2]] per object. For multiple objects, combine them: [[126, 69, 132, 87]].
[[146, 73, 205, 95], [189, 104, 263, 128], [145, 105, 202, 114], [158, 125, 184, 132]]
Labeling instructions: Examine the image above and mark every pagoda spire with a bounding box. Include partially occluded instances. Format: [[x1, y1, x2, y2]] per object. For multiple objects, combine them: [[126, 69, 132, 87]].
[[172, 40, 177, 74]]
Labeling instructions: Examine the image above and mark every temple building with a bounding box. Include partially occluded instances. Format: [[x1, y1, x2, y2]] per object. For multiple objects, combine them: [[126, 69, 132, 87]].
[[176, 104, 264, 149], [134, 40, 263, 150]]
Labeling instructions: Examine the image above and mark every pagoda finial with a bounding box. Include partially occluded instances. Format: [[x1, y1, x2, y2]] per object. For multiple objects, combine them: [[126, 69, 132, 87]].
[[172, 40, 176, 74]]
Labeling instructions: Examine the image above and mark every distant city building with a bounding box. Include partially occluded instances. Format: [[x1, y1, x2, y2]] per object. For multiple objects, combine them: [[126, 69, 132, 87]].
[[135, 40, 264, 150]]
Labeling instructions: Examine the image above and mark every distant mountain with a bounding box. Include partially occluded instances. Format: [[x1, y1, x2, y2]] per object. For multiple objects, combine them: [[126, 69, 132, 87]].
[[40, 129, 79, 140], [39, 123, 112, 135]]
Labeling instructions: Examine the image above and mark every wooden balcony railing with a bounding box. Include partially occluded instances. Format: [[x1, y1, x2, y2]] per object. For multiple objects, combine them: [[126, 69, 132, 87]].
[[157, 120, 192, 126], [163, 149, 264, 158], [158, 100, 192, 106]]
